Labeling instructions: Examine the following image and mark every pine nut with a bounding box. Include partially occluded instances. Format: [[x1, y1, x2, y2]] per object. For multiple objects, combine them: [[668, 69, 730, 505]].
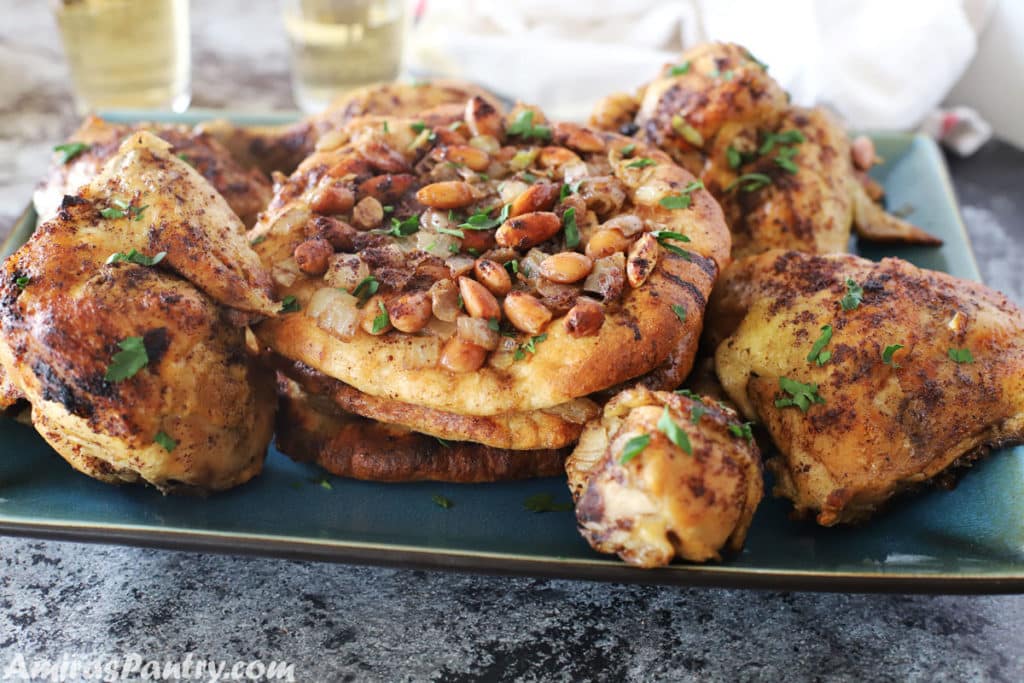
[[458, 276, 501, 319], [473, 258, 512, 296], [503, 291, 553, 335], [495, 211, 562, 250]]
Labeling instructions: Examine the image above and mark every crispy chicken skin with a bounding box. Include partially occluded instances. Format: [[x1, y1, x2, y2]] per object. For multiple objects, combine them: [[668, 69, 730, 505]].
[[276, 375, 567, 483], [0, 133, 277, 492], [34, 115, 272, 228], [708, 250, 1024, 525], [567, 387, 763, 567], [251, 104, 730, 417], [590, 42, 939, 257], [198, 80, 503, 176]]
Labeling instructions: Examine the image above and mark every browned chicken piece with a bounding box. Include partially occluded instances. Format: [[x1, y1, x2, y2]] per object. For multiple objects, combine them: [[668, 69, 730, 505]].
[[708, 250, 1024, 525], [197, 79, 504, 176], [567, 387, 763, 567], [0, 132, 278, 492], [590, 42, 940, 257], [34, 115, 272, 228]]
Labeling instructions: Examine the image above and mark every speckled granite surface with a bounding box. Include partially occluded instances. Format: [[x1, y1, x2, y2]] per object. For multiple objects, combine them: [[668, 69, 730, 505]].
[[1, 2, 1023, 681]]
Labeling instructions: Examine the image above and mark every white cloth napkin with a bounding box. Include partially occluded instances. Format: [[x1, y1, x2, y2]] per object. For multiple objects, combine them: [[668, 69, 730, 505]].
[[407, 0, 991, 132]]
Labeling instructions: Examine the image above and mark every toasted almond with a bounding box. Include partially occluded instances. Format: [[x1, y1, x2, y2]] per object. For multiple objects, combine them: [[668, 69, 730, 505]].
[[357, 173, 417, 203], [503, 291, 553, 335], [416, 181, 476, 209], [473, 258, 512, 296], [352, 196, 385, 229], [387, 291, 433, 333], [310, 182, 355, 215], [458, 276, 501, 319], [564, 297, 605, 337], [444, 145, 491, 172], [495, 211, 562, 250], [585, 228, 631, 259], [293, 238, 333, 276], [510, 181, 560, 217], [465, 96, 504, 139], [626, 233, 659, 288], [540, 252, 594, 284], [440, 336, 487, 373], [538, 146, 582, 168]]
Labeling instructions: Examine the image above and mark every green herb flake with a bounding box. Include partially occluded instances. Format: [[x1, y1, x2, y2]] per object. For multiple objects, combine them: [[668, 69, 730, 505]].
[[674, 388, 702, 401], [721, 70, 735, 81], [562, 207, 580, 249], [774, 146, 800, 174], [410, 121, 427, 134], [948, 348, 974, 364], [840, 279, 864, 311], [657, 405, 693, 455], [279, 295, 300, 313], [504, 259, 519, 277], [626, 157, 656, 169], [176, 152, 193, 166], [523, 493, 573, 513], [352, 275, 379, 304], [382, 120, 390, 134], [726, 146, 743, 169], [759, 129, 806, 155], [250, 235, 267, 246], [774, 376, 825, 413], [727, 422, 755, 442], [14, 275, 30, 290], [671, 115, 704, 146], [558, 180, 583, 202], [725, 172, 772, 193], [382, 213, 421, 238], [432, 494, 453, 509], [671, 304, 687, 323], [104, 336, 149, 383], [435, 437, 451, 448], [372, 300, 390, 333], [807, 324, 833, 366], [506, 110, 552, 142], [659, 180, 704, 210], [154, 430, 177, 452], [106, 249, 167, 267], [460, 203, 510, 231], [53, 141, 90, 164], [619, 434, 651, 464], [690, 403, 706, 425], [882, 343, 904, 368], [621, 143, 637, 157], [669, 61, 691, 76], [436, 225, 465, 238], [651, 230, 692, 260], [319, 478, 333, 490], [513, 333, 548, 361]]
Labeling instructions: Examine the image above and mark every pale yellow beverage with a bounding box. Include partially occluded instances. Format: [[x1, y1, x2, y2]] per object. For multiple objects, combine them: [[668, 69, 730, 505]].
[[53, 0, 191, 113], [283, 0, 405, 113]]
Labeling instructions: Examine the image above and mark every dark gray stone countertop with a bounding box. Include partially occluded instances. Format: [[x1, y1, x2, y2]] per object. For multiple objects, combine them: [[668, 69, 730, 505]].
[[0, 1, 1022, 680]]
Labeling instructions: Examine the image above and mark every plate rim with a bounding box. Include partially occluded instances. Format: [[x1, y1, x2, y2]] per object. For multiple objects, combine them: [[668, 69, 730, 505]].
[[3, 112, 1019, 594]]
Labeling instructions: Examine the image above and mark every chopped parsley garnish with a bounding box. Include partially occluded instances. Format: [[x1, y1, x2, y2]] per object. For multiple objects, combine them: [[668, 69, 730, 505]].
[[558, 179, 583, 202], [651, 230, 692, 260], [104, 336, 149, 383], [669, 61, 691, 76], [671, 304, 687, 322], [659, 180, 704, 210], [436, 225, 465, 238], [410, 121, 427, 133], [106, 249, 166, 267], [774, 146, 800, 174], [671, 115, 704, 146], [521, 171, 538, 184], [154, 431, 177, 452], [513, 333, 547, 361], [352, 275, 379, 304], [431, 494, 453, 509], [721, 70, 735, 82], [562, 207, 580, 249], [774, 376, 825, 413], [319, 478, 333, 490], [380, 213, 420, 237], [449, 121, 464, 131], [460, 203, 509, 230], [626, 157, 656, 169], [727, 422, 755, 442], [725, 172, 772, 192], [54, 141, 90, 164], [383, 204, 395, 213], [505, 110, 552, 141], [619, 434, 651, 464], [14, 276, 30, 290], [726, 146, 743, 169], [806, 324, 833, 366], [371, 300, 390, 333], [523, 493, 573, 513], [690, 403, 706, 424], [100, 199, 148, 221], [882, 344, 904, 368], [759, 129, 806, 155], [674, 388, 702, 401], [250, 235, 267, 246], [745, 49, 768, 70], [280, 295, 300, 313], [621, 143, 637, 157], [382, 120, 390, 134], [840, 279, 863, 311], [948, 348, 974, 364], [504, 259, 519, 277], [658, 406, 693, 455]]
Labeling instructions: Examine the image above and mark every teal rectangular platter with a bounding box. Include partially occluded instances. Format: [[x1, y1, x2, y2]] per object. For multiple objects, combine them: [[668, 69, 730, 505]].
[[1, 111, 1021, 593]]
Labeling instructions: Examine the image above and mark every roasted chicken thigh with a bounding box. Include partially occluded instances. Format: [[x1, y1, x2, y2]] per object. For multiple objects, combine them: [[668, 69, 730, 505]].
[[708, 250, 1024, 525]]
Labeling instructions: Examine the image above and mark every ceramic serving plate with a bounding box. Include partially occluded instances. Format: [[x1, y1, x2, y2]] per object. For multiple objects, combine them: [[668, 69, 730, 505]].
[[1, 111, 1021, 593]]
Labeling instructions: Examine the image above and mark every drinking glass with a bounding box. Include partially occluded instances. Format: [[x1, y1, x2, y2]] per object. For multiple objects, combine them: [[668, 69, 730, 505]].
[[282, 0, 406, 113], [52, 0, 191, 114]]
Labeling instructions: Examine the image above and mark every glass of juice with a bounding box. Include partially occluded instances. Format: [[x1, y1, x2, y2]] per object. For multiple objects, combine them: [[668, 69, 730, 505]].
[[52, 0, 191, 114], [282, 0, 406, 113]]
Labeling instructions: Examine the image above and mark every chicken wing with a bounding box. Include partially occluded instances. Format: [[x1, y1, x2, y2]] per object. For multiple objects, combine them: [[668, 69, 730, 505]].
[[0, 132, 278, 492], [708, 250, 1024, 525], [567, 387, 763, 567]]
